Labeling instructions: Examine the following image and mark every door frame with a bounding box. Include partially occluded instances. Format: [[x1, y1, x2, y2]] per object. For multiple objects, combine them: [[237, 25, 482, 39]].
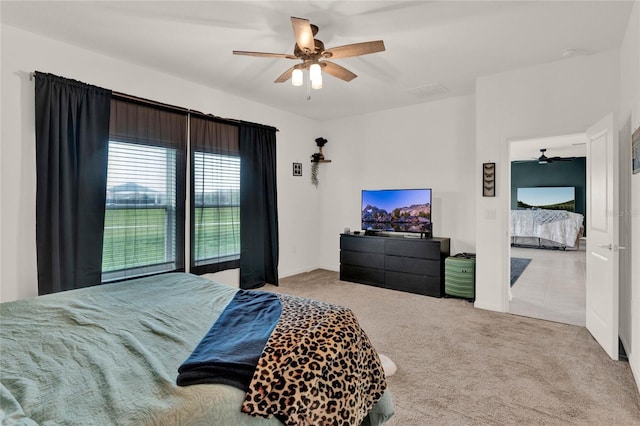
[[503, 133, 588, 319]]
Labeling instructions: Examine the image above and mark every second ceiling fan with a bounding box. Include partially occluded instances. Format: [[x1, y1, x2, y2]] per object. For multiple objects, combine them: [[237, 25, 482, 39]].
[[535, 148, 576, 164], [233, 16, 385, 88]]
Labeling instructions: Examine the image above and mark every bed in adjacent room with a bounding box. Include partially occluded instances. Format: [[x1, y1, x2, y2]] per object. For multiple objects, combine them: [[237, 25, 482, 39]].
[[510, 209, 584, 249], [0, 273, 393, 425], [511, 186, 584, 250]]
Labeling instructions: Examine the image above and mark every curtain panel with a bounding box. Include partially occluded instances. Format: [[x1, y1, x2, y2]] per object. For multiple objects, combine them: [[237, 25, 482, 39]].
[[190, 114, 240, 274], [109, 97, 188, 149], [34, 73, 112, 295], [239, 124, 279, 289]]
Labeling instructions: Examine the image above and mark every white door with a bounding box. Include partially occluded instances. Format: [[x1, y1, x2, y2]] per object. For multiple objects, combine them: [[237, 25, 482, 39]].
[[585, 113, 619, 360]]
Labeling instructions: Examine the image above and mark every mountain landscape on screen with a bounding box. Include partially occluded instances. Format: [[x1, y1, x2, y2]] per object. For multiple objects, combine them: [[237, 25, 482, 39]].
[[361, 203, 431, 232]]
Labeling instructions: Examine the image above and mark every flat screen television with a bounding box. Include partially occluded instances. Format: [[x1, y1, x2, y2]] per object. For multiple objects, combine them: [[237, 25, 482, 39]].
[[516, 186, 575, 211], [361, 188, 432, 234]]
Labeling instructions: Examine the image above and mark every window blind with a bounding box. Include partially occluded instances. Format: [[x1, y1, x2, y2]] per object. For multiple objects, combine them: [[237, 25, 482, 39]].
[[102, 142, 177, 281], [193, 152, 240, 264]]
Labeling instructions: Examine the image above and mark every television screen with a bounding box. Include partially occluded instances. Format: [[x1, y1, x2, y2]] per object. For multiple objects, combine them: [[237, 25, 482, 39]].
[[516, 186, 575, 211], [361, 188, 432, 233]]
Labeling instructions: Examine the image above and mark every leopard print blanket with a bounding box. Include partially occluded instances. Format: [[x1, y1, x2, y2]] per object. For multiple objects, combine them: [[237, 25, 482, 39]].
[[241, 293, 387, 426]]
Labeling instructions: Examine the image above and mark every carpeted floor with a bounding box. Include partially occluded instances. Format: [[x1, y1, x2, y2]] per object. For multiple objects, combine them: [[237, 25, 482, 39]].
[[266, 269, 640, 425], [510, 257, 532, 286]]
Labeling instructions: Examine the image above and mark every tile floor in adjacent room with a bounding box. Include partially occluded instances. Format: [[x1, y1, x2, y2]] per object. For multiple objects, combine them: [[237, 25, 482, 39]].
[[508, 241, 586, 326]]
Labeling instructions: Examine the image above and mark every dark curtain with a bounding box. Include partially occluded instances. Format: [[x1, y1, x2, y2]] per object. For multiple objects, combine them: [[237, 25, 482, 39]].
[[34, 72, 112, 295], [190, 114, 240, 274], [239, 124, 279, 289]]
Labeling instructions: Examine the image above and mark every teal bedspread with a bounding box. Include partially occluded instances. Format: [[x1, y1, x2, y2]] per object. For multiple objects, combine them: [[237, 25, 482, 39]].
[[0, 273, 393, 425]]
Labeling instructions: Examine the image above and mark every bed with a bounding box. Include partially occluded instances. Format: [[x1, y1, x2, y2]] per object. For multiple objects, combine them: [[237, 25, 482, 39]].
[[0, 273, 393, 425], [510, 209, 584, 249]]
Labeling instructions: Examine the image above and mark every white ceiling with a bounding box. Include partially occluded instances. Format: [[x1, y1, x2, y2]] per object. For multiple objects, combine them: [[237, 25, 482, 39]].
[[1, 1, 634, 121]]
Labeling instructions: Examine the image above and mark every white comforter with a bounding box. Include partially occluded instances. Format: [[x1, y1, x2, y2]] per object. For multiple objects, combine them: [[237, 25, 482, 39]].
[[511, 209, 584, 247]]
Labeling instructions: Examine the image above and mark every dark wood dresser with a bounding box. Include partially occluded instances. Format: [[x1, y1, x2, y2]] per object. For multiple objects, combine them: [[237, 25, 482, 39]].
[[339, 233, 450, 297]]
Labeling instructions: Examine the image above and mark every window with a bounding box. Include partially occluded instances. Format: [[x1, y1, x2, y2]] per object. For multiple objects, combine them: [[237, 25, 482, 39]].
[[193, 152, 240, 266], [103, 97, 187, 281], [190, 115, 240, 274], [102, 141, 178, 281]]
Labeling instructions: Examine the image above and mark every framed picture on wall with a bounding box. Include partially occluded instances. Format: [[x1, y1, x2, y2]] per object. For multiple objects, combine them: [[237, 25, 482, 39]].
[[483, 162, 495, 197], [633, 127, 640, 174]]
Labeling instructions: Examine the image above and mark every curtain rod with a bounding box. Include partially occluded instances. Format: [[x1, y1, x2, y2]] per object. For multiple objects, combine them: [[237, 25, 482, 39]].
[[30, 72, 279, 132]]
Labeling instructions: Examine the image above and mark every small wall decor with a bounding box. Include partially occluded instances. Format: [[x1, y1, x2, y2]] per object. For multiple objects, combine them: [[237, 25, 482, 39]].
[[311, 137, 330, 164], [292, 162, 302, 176], [310, 137, 330, 187], [311, 161, 319, 186], [633, 127, 640, 174], [482, 162, 496, 197]]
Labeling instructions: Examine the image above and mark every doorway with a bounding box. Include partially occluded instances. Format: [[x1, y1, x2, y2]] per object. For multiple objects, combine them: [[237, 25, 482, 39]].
[[507, 134, 587, 326]]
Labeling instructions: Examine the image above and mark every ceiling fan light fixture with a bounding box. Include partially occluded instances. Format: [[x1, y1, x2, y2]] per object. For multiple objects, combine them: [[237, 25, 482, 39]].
[[292, 68, 303, 86], [310, 63, 321, 80], [310, 63, 322, 89], [311, 74, 322, 90]]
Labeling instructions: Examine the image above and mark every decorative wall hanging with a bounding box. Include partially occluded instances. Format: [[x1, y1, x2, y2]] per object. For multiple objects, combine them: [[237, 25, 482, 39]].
[[633, 126, 640, 174], [482, 162, 496, 197], [310, 137, 330, 187], [312, 137, 328, 161]]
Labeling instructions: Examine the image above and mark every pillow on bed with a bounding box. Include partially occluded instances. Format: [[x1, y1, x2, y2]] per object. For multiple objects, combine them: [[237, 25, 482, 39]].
[[379, 353, 397, 377]]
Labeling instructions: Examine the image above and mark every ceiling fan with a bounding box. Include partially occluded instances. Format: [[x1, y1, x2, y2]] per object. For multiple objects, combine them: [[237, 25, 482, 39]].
[[513, 148, 577, 164], [233, 16, 385, 89], [535, 148, 577, 164]]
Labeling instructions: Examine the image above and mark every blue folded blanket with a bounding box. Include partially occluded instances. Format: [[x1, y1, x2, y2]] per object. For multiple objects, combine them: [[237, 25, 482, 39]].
[[176, 290, 282, 390]]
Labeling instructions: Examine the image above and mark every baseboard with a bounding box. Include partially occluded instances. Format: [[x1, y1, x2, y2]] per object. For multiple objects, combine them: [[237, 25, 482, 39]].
[[318, 264, 339, 273], [619, 338, 629, 362], [631, 356, 640, 396], [279, 266, 337, 279], [473, 300, 506, 313]]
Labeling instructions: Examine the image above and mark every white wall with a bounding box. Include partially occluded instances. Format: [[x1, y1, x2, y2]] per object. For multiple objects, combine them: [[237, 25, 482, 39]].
[[474, 49, 620, 312], [619, 0, 640, 395], [316, 95, 477, 271], [0, 25, 321, 302]]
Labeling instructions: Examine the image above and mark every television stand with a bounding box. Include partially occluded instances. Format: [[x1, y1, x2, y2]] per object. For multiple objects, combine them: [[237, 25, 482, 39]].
[[339, 233, 450, 297]]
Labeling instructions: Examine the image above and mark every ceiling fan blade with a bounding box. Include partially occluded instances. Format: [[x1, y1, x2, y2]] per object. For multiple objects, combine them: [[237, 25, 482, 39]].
[[233, 50, 297, 59], [324, 40, 385, 59], [321, 61, 357, 82], [274, 65, 296, 83], [291, 17, 315, 53]]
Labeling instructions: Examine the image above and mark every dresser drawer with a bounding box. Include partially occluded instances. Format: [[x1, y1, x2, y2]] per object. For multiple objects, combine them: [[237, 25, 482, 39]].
[[340, 235, 385, 253], [341, 250, 385, 269], [385, 239, 440, 260], [385, 255, 439, 276], [340, 265, 385, 287], [385, 271, 442, 297]]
